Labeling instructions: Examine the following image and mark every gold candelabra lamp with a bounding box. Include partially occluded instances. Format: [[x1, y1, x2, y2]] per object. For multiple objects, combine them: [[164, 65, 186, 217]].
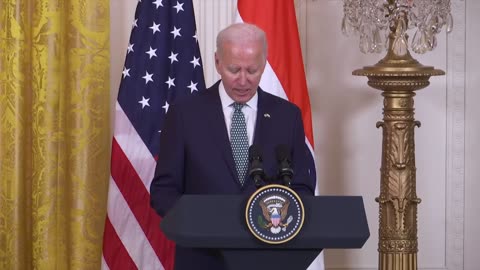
[[341, 1, 453, 269]]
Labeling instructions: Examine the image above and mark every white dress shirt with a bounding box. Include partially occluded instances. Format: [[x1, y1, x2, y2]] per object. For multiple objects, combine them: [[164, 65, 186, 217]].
[[218, 82, 258, 146]]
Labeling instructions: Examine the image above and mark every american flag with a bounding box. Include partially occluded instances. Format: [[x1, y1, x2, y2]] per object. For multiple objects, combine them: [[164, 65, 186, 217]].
[[102, 1, 205, 269]]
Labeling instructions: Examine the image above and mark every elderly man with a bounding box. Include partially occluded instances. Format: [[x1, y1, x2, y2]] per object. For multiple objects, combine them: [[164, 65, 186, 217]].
[[150, 22, 315, 270]]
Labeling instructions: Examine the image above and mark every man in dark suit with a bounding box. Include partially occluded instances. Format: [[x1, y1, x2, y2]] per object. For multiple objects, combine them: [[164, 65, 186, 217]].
[[150, 22, 315, 270]]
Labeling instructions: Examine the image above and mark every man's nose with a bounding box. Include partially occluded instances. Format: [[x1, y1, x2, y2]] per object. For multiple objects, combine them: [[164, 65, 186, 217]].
[[238, 71, 247, 85]]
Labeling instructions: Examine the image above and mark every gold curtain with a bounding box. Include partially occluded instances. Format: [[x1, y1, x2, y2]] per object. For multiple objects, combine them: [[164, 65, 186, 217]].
[[0, 0, 110, 269]]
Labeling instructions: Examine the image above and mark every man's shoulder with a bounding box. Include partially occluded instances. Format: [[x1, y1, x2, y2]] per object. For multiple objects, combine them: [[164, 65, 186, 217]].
[[259, 88, 301, 113]]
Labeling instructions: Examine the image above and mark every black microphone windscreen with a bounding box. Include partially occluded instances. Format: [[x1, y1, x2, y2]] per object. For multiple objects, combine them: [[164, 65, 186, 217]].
[[275, 144, 290, 161], [249, 144, 262, 160]]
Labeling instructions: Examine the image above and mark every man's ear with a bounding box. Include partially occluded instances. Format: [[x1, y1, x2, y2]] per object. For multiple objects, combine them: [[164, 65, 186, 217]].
[[214, 52, 220, 73], [214, 52, 222, 72], [214, 52, 219, 65]]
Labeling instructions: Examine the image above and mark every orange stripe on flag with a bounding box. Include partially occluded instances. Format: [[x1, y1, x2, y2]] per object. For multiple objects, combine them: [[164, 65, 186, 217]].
[[237, 2, 324, 268], [237, 0, 314, 147]]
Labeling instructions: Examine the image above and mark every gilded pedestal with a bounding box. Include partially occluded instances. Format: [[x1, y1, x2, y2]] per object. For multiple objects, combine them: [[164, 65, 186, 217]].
[[353, 39, 444, 270]]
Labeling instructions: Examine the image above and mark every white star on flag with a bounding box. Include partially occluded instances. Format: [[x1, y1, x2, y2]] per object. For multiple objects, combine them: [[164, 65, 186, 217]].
[[150, 22, 161, 34], [127, 43, 134, 54], [168, 51, 179, 64], [138, 96, 150, 108], [142, 71, 153, 84], [146, 47, 158, 59], [162, 101, 170, 113], [153, 0, 163, 8], [170, 26, 181, 39], [187, 81, 198, 93], [190, 56, 200, 68], [165, 76, 175, 88], [122, 67, 130, 78], [173, 1, 184, 13]]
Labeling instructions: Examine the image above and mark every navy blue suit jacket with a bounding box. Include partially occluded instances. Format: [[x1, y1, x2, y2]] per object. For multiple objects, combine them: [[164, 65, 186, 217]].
[[150, 81, 315, 270]]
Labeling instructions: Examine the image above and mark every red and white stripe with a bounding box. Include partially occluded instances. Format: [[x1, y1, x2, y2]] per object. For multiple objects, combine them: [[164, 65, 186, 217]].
[[102, 102, 175, 270], [236, 0, 323, 269]]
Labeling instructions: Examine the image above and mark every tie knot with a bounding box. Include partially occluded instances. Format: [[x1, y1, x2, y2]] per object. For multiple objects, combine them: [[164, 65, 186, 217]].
[[232, 102, 245, 111]]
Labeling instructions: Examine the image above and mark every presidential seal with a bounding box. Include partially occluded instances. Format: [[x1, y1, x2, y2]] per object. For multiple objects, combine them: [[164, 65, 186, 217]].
[[245, 184, 305, 244]]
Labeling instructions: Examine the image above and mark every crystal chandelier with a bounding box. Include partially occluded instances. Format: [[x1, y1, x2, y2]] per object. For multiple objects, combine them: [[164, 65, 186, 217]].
[[342, 0, 453, 54]]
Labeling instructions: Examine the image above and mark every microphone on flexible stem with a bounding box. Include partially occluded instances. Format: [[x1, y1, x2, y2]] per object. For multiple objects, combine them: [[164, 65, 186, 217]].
[[248, 145, 266, 188], [275, 144, 293, 187]]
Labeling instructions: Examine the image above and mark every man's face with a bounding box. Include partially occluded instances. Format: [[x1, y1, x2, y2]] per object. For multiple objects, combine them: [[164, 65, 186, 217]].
[[215, 40, 266, 103]]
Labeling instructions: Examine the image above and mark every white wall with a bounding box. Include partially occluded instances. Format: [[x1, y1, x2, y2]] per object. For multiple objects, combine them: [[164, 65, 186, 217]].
[[465, 1, 480, 270], [110, 0, 478, 269], [306, 1, 448, 268]]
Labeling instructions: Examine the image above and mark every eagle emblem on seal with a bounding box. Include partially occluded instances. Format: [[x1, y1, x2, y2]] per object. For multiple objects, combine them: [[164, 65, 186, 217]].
[[259, 195, 294, 234]]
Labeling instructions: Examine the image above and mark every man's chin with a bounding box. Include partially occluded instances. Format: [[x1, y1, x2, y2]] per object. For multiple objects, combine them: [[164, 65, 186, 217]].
[[235, 97, 251, 103]]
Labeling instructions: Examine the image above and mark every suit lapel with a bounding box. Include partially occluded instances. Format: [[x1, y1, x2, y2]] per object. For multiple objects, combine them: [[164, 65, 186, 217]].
[[204, 83, 239, 184], [253, 89, 272, 149]]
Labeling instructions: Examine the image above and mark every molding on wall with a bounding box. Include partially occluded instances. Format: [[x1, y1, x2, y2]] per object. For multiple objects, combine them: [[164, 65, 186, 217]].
[[193, 0, 237, 86], [295, 0, 308, 61], [445, 0, 466, 270]]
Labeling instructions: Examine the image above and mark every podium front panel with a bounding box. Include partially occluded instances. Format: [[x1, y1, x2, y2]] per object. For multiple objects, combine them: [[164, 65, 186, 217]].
[[161, 195, 370, 249]]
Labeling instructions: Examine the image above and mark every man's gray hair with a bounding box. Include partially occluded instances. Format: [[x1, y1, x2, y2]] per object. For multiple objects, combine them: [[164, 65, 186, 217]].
[[216, 23, 268, 59]]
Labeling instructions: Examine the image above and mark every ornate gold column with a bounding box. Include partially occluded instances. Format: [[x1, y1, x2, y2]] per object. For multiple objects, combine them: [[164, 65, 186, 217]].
[[353, 32, 444, 270], [343, 0, 452, 268]]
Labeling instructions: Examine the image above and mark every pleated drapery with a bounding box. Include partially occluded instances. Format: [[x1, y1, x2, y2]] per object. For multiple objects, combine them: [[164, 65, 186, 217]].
[[0, 1, 110, 269]]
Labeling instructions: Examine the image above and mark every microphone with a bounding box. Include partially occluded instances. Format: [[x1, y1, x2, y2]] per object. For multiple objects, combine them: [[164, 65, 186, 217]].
[[275, 144, 293, 187], [248, 145, 266, 188]]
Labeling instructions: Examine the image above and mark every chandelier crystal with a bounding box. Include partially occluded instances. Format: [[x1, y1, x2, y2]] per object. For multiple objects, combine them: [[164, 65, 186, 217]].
[[342, 0, 453, 54]]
